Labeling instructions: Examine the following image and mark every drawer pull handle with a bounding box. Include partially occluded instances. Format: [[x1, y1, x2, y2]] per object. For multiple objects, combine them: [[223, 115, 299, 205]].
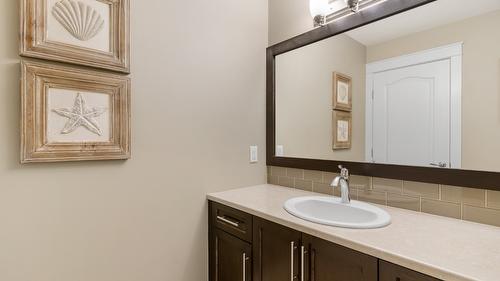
[[216, 215, 240, 227]]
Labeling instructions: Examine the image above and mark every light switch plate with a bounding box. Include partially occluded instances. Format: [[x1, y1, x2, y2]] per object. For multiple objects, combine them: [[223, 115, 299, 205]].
[[276, 145, 284, 156], [250, 146, 258, 163]]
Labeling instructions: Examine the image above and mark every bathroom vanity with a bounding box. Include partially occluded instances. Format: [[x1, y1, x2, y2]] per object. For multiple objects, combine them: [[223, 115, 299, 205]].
[[208, 185, 500, 281], [208, 2, 500, 280]]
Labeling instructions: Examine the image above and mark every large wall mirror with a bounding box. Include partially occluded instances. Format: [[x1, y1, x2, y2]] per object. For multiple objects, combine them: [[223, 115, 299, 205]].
[[268, 0, 500, 190]]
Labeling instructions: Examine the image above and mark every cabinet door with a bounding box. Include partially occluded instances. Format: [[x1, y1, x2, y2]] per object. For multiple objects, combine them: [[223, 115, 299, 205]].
[[303, 234, 377, 281], [209, 228, 251, 281], [253, 217, 302, 281], [379, 260, 442, 281]]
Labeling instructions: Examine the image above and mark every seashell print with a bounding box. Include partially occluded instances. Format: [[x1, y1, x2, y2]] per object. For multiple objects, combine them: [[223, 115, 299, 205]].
[[51, 0, 105, 41]]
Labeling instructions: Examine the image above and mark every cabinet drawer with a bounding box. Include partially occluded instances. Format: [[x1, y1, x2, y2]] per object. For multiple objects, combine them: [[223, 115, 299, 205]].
[[379, 260, 442, 281], [210, 201, 252, 242]]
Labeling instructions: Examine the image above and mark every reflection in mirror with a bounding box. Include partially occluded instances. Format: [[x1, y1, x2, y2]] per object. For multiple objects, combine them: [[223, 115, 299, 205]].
[[275, 0, 500, 172]]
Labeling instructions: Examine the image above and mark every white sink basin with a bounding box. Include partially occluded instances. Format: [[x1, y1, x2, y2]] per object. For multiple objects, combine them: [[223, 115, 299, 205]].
[[284, 196, 391, 229]]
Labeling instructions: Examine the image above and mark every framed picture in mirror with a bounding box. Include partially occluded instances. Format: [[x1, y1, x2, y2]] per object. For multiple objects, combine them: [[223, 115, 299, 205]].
[[21, 60, 131, 163], [332, 110, 352, 150], [332, 72, 352, 111], [20, 0, 130, 73]]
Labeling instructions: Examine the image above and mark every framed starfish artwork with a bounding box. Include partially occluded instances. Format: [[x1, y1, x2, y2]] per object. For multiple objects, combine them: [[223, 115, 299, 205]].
[[332, 110, 352, 150], [21, 60, 131, 163], [20, 0, 130, 73]]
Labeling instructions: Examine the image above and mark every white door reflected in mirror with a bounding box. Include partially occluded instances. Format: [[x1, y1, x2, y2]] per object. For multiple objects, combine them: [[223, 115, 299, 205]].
[[367, 44, 461, 169]]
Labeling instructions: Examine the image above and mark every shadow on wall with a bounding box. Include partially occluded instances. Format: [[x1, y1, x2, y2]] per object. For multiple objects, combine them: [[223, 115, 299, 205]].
[[0, 61, 21, 169], [0, 0, 21, 170], [0, 1, 18, 58]]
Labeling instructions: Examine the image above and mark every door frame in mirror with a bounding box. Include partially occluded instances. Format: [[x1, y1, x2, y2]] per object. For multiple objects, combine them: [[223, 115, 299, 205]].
[[266, 0, 500, 191]]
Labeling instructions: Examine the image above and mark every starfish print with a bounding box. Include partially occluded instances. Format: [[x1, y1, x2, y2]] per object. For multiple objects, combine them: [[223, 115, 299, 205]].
[[52, 93, 107, 136]]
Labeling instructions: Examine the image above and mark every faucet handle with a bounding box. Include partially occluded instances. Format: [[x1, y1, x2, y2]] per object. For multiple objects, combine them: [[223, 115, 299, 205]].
[[331, 176, 340, 187], [338, 165, 349, 180]]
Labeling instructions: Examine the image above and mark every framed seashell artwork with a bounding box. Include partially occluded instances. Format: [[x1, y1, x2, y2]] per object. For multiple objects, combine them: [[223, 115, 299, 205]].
[[20, 0, 130, 73], [21, 60, 131, 163], [332, 72, 352, 112]]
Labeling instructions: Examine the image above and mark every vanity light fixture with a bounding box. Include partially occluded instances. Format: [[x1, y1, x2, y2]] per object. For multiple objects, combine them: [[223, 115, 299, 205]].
[[309, 0, 331, 27], [345, 0, 360, 12], [310, 0, 386, 27]]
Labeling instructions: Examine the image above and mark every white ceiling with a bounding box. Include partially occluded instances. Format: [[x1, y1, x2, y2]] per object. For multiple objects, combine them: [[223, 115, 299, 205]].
[[345, 0, 500, 46]]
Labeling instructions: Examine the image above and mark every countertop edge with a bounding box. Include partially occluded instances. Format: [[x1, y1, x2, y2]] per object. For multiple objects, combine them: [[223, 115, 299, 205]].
[[207, 192, 477, 281]]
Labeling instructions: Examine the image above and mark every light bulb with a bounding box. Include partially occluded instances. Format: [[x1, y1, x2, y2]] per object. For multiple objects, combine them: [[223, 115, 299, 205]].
[[344, 0, 360, 12], [309, 0, 330, 17]]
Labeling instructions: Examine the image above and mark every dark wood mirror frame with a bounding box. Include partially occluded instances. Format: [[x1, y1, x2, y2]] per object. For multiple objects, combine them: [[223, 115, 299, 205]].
[[266, 0, 500, 192]]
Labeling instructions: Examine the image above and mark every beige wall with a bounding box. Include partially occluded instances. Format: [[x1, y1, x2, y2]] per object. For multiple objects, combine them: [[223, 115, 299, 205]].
[[276, 34, 366, 161], [268, 0, 312, 45], [367, 10, 500, 172], [0, 1, 267, 281]]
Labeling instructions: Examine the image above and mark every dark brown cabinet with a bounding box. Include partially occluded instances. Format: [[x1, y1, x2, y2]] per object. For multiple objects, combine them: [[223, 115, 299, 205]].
[[252, 217, 302, 281], [209, 202, 253, 281], [210, 228, 251, 281], [303, 234, 378, 281], [209, 201, 442, 281], [379, 260, 441, 281]]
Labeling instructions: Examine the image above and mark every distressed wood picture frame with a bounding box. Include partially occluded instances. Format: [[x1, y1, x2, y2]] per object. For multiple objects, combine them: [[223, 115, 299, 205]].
[[20, 0, 130, 73], [332, 110, 352, 150], [332, 72, 352, 112], [21, 60, 131, 163]]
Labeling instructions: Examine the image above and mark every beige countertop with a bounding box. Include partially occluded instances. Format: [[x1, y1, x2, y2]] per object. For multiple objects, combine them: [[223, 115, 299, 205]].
[[207, 184, 500, 281]]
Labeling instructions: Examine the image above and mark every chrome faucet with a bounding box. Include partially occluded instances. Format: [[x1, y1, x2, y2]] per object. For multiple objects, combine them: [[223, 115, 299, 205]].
[[330, 165, 351, 204]]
